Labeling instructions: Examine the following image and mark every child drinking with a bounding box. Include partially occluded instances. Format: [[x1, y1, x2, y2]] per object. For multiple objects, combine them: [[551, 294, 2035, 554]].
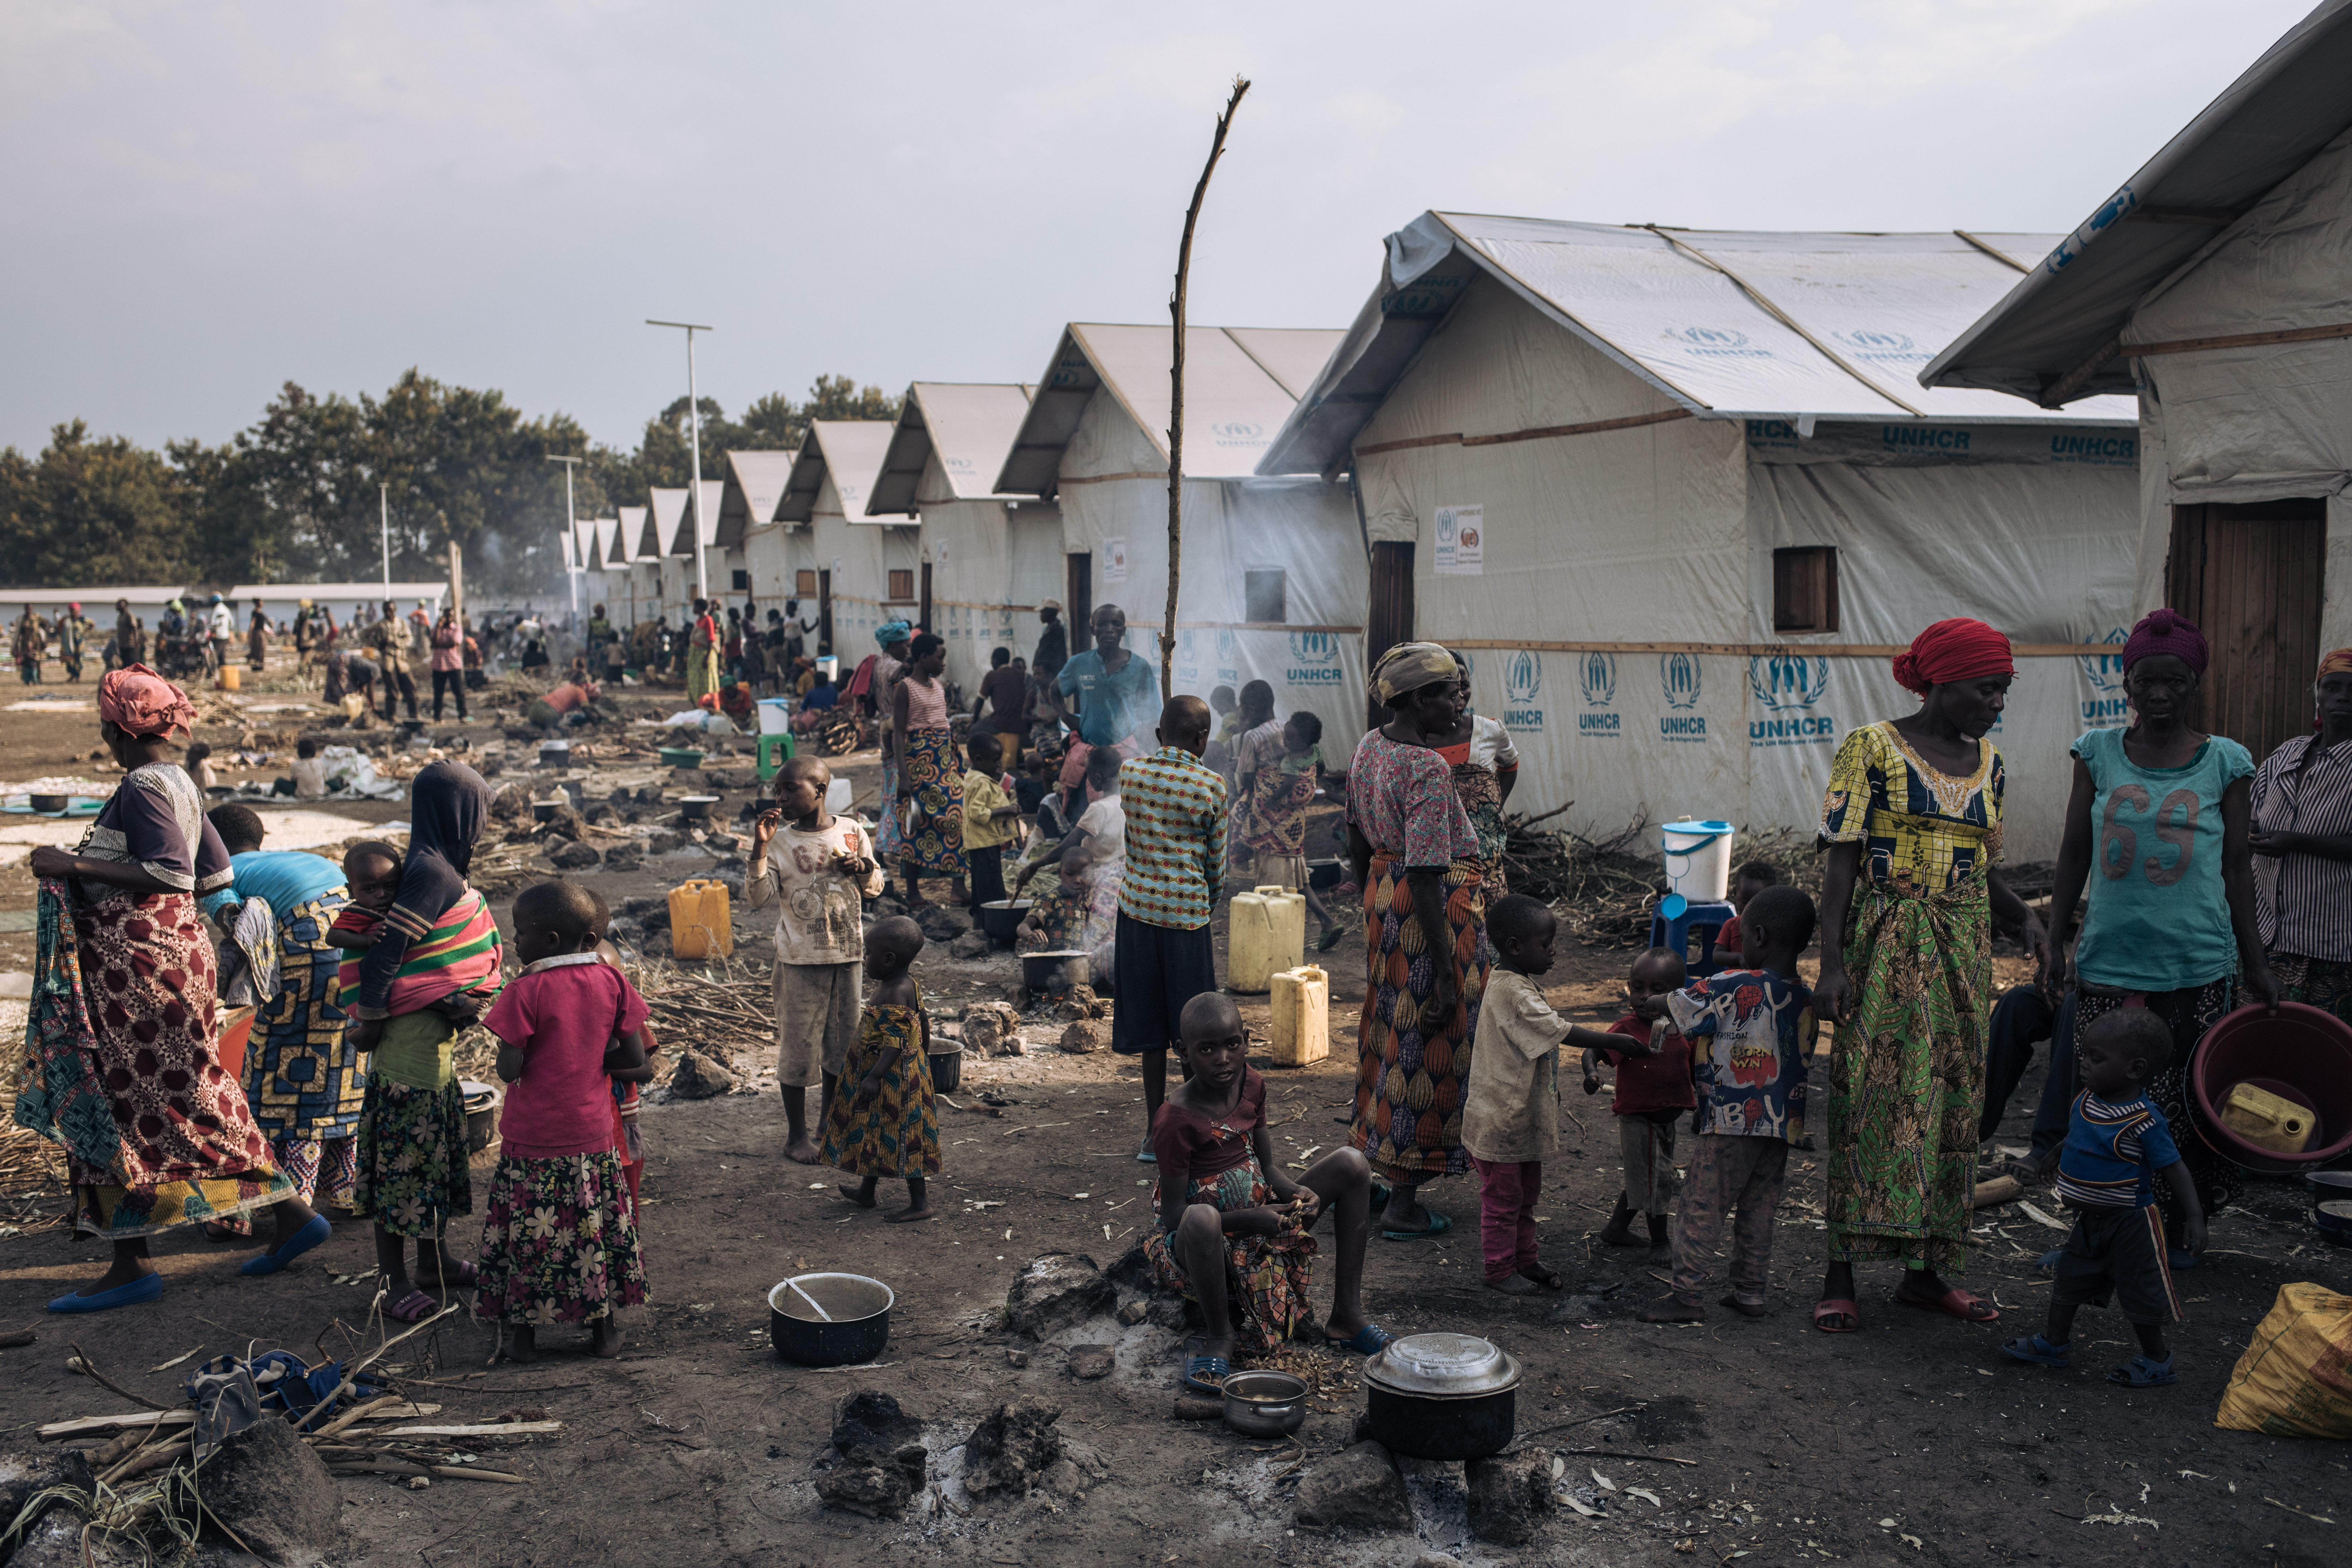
[[1231, 711, 1342, 951], [340, 760, 506, 1326], [2002, 1009, 2201, 1386], [748, 755, 883, 1165], [476, 879, 652, 1361], [822, 915, 939, 1222], [1146, 991, 1390, 1391], [961, 732, 1023, 913], [1465, 895, 1578, 1294], [1640, 885, 1818, 1323], [1578, 948, 1695, 1265]]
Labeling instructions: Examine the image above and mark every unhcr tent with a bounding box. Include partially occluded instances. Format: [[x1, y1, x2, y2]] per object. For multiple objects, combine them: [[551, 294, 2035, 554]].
[[869, 383, 1062, 694], [720, 451, 810, 609], [1925, 0, 2352, 765], [993, 324, 1366, 744], [778, 421, 912, 657], [613, 505, 652, 626], [1260, 214, 2144, 857]]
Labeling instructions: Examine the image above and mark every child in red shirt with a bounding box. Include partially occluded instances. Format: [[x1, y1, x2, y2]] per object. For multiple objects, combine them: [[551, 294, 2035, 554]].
[[1573, 948, 1696, 1264]]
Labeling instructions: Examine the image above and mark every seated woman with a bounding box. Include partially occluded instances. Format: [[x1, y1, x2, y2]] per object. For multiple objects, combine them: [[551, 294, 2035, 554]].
[[1145, 992, 1391, 1392], [1013, 746, 1124, 981]]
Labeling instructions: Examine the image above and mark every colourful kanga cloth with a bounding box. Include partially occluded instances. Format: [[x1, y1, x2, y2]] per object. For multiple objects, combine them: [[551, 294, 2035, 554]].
[[1150, 1068, 1268, 1182], [2055, 1089, 2182, 1209], [330, 893, 503, 1019], [484, 954, 649, 1159], [1236, 749, 1318, 861], [2070, 727, 2255, 992], [474, 1150, 649, 1327], [1350, 852, 1488, 1180], [1820, 720, 2005, 893], [1594, 1014, 1696, 1116], [822, 997, 941, 1179], [962, 769, 1017, 851], [244, 891, 365, 1139], [1462, 968, 1564, 1164], [1141, 1151, 1318, 1354], [1436, 716, 1519, 892], [1665, 967, 1814, 1141], [897, 727, 968, 876], [1345, 729, 1480, 869], [352, 1077, 471, 1237], [1117, 747, 1228, 929]]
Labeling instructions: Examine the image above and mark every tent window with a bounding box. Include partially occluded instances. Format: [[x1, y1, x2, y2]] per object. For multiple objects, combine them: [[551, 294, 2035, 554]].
[[887, 569, 915, 603], [731, 569, 749, 591], [1772, 547, 1839, 634], [1244, 570, 1287, 625], [795, 569, 817, 596]]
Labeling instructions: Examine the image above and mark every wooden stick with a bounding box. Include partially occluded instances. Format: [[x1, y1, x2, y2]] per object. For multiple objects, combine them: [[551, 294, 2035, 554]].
[[328, 1460, 527, 1485], [1517, 1404, 1643, 1439], [305, 1395, 403, 1442], [0, 1329, 34, 1349], [1548, 1447, 1700, 1466], [373, 1421, 562, 1439], [67, 1342, 173, 1412], [39, 1410, 193, 1442]]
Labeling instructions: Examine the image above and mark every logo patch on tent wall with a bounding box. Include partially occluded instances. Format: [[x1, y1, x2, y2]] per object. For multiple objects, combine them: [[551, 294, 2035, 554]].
[[1833, 329, 1927, 365], [1748, 653, 1836, 747], [1176, 629, 1199, 684], [1658, 653, 1705, 741], [2078, 626, 2130, 727], [1286, 631, 1344, 685], [1502, 650, 1543, 732], [1577, 652, 1619, 738], [1212, 422, 1263, 442], [1669, 326, 1769, 359]]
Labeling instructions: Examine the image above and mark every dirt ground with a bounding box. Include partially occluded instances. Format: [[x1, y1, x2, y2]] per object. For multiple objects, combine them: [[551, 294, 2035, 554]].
[[0, 657, 2346, 1568]]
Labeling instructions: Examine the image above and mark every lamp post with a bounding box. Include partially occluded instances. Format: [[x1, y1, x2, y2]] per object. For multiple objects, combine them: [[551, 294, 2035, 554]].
[[645, 319, 714, 602], [379, 483, 391, 588], [545, 454, 583, 623]]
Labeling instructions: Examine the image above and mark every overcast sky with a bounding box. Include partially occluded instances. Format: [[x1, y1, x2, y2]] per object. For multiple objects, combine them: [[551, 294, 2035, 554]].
[[0, 0, 2316, 458]]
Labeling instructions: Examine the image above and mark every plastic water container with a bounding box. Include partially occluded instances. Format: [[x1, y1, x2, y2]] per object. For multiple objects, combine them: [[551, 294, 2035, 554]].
[[1660, 820, 1734, 913], [2221, 1081, 2317, 1155], [1270, 966, 1329, 1067], [668, 879, 734, 960], [217, 665, 241, 692], [757, 697, 791, 735], [825, 778, 852, 814], [1229, 885, 1307, 993]]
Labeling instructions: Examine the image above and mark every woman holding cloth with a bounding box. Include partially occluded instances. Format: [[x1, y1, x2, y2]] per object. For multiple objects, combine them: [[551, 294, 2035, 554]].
[[1813, 619, 2045, 1333], [1345, 643, 1487, 1240], [2041, 608, 2275, 1262], [18, 667, 313, 1311], [2248, 649, 2352, 1023]]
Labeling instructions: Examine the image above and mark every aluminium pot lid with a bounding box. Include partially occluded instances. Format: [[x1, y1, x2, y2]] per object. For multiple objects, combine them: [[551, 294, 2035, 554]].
[[1364, 1332, 1520, 1397]]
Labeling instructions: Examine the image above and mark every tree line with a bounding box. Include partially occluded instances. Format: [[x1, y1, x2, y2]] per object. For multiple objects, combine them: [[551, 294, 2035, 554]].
[[0, 371, 900, 594]]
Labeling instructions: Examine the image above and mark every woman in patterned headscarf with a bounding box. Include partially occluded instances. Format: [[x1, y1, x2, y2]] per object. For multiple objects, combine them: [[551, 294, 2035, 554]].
[[1344, 643, 1486, 1239], [18, 666, 308, 1312]]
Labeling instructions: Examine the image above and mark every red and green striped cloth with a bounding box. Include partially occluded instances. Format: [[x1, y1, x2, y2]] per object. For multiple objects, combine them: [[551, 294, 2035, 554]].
[[329, 890, 503, 1016]]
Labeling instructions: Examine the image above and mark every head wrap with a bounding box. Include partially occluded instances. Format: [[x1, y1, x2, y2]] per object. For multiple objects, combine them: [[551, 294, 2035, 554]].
[[1890, 618, 2014, 695], [2120, 608, 2209, 675], [399, 760, 491, 917], [2317, 649, 2352, 680], [1370, 642, 1460, 705], [97, 664, 195, 739], [67, 603, 79, 614], [877, 620, 912, 648]]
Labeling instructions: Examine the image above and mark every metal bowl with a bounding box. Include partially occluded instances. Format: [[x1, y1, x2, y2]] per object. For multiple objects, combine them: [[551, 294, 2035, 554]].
[[769, 1273, 894, 1366], [2319, 1199, 2352, 1249], [2308, 1168, 2352, 1215], [1222, 1370, 1307, 1437], [459, 1079, 502, 1155], [678, 795, 722, 821]]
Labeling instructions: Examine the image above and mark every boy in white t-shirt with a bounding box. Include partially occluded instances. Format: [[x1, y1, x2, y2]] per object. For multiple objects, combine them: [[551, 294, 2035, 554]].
[[749, 755, 885, 1163]]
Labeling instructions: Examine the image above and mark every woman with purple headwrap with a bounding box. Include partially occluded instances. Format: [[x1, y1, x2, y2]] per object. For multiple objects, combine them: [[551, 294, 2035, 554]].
[[2042, 609, 2276, 1263]]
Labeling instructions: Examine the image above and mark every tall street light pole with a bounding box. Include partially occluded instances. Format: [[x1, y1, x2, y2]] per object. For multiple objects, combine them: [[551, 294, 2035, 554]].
[[646, 319, 714, 603], [379, 482, 391, 588], [545, 453, 584, 622]]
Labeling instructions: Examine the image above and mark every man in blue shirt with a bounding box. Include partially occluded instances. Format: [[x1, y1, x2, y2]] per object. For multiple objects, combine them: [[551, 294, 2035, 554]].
[[1045, 603, 1158, 798]]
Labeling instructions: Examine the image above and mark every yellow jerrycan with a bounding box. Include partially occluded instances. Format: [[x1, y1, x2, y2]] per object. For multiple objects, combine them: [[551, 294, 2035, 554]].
[[1269, 965, 1329, 1067], [2219, 1081, 2316, 1155], [668, 879, 734, 960], [1228, 885, 1307, 993]]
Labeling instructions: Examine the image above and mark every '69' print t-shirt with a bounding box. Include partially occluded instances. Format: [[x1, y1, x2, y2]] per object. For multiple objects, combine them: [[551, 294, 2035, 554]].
[[2069, 727, 2253, 993]]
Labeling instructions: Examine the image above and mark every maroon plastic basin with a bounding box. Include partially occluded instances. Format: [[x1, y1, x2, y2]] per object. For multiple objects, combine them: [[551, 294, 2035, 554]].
[[2190, 1002, 2352, 1174]]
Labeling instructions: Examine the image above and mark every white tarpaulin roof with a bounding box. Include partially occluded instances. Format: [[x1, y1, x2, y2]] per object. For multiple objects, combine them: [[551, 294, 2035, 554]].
[[614, 506, 649, 564], [1262, 213, 2134, 475], [997, 324, 1345, 494], [718, 451, 797, 547], [0, 586, 190, 609], [778, 421, 907, 525], [870, 383, 1035, 512], [586, 517, 620, 571], [230, 583, 447, 604], [642, 489, 685, 557]]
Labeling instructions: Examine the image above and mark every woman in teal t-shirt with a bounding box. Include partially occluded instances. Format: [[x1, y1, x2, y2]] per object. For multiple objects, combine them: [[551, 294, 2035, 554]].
[[2043, 609, 2276, 1253]]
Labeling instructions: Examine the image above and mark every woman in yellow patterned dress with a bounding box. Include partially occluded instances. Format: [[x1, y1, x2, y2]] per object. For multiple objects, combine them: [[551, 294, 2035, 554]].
[[1810, 619, 2045, 1334]]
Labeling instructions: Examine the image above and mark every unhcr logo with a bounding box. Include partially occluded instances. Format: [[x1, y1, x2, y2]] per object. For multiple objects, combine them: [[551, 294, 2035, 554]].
[[1660, 653, 1702, 711], [1749, 653, 1830, 711], [1578, 652, 1620, 739], [1286, 630, 1344, 686], [1212, 422, 1264, 443], [1502, 649, 1543, 733], [2078, 625, 2129, 726], [1669, 325, 1769, 359], [1834, 329, 1927, 364]]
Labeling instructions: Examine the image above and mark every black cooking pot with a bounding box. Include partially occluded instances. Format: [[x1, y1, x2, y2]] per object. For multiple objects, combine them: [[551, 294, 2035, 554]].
[[1361, 1332, 1519, 1461], [769, 1273, 894, 1366], [977, 899, 1032, 945]]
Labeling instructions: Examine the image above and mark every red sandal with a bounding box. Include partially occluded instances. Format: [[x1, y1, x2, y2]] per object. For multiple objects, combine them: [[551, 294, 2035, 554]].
[[1812, 1297, 1861, 1333]]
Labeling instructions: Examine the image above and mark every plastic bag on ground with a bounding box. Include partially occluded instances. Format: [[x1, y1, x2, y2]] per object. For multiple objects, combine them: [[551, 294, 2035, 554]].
[[2214, 1282, 2352, 1438]]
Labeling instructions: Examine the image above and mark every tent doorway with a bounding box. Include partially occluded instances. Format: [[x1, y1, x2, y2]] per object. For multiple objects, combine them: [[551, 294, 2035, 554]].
[[1066, 553, 1092, 633], [817, 569, 834, 657], [919, 562, 933, 633], [1365, 540, 1414, 725], [2166, 499, 2326, 762]]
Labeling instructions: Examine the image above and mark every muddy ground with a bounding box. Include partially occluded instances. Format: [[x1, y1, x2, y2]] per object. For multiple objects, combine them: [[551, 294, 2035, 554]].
[[0, 655, 2344, 1568]]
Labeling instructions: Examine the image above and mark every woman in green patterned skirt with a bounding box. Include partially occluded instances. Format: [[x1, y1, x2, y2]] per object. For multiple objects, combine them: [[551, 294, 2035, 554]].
[[1810, 619, 2046, 1334]]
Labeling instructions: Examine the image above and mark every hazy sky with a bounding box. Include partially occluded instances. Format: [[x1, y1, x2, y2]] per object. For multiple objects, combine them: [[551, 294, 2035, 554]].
[[0, 0, 2315, 458]]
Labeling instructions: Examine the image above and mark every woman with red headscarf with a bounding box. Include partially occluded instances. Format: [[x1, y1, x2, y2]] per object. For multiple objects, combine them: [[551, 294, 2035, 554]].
[[1810, 619, 2046, 1334], [15, 666, 323, 1312]]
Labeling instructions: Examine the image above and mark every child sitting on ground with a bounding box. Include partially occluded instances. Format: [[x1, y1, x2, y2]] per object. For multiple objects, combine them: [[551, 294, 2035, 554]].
[[822, 915, 939, 1223], [748, 755, 884, 1165], [1640, 885, 1818, 1323], [477, 879, 652, 1361], [1466, 894, 1580, 1295], [1147, 991, 1391, 1391], [1576, 947, 1695, 1266], [961, 732, 1024, 913], [2002, 1009, 2201, 1387]]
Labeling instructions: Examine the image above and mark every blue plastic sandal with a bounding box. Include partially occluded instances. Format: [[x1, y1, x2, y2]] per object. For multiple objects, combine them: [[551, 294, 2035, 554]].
[[1329, 1324, 1398, 1357], [2037, 1248, 2063, 1273], [2108, 1355, 2176, 1387], [49, 1272, 164, 1313], [240, 1214, 332, 1276], [1380, 1212, 1452, 1242], [1182, 1355, 1231, 1395], [2000, 1333, 2070, 1368]]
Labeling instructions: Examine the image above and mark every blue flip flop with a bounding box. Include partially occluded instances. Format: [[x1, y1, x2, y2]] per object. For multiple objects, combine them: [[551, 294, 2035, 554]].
[[2108, 1354, 2176, 1387], [1380, 1211, 1452, 1242], [241, 1214, 332, 1277], [1329, 1323, 1398, 1357], [1135, 1142, 1157, 1164], [2000, 1333, 2070, 1368], [1182, 1355, 1231, 1395], [49, 1272, 164, 1313]]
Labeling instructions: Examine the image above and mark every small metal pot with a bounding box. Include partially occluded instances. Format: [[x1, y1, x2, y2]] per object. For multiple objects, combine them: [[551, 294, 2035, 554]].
[[978, 899, 1033, 945], [458, 1080, 502, 1155], [927, 1045, 963, 1094], [28, 793, 69, 815], [1362, 1333, 1519, 1461], [1222, 1370, 1307, 1438], [769, 1273, 894, 1366], [678, 795, 722, 821], [1021, 950, 1090, 994], [538, 741, 570, 768], [531, 799, 563, 824], [1306, 857, 1345, 891]]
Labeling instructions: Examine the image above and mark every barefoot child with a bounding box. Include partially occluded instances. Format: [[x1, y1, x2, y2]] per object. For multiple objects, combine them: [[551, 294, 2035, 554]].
[[2002, 1009, 2201, 1386], [823, 915, 939, 1222], [748, 756, 883, 1164], [1577, 947, 1695, 1265], [961, 732, 1024, 913], [1147, 992, 1394, 1391], [476, 879, 651, 1361], [1465, 894, 1581, 1295], [1639, 886, 1818, 1323], [340, 761, 506, 1324]]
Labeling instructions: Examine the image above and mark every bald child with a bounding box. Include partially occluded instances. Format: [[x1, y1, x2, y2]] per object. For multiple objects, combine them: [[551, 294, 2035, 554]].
[[1114, 695, 1231, 1157]]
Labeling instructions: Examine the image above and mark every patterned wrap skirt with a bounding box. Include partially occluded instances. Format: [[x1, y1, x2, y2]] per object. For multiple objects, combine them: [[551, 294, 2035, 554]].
[[897, 727, 967, 876], [2270, 950, 2352, 1029], [475, 1150, 648, 1326], [1350, 853, 1488, 1180], [822, 1003, 941, 1179], [2072, 978, 2243, 1239], [1141, 1154, 1319, 1354], [1825, 877, 1989, 1272], [352, 1076, 473, 1238], [1450, 761, 1509, 895]]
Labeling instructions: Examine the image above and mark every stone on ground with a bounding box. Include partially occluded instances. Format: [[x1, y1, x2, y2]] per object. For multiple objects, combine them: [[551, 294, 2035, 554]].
[[947, 930, 992, 962], [1003, 1253, 1114, 1338], [667, 1048, 737, 1099], [815, 1391, 927, 1518], [0, 1446, 92, 1537], [963, 1398, 1064, 1498], [1065, 1344, 1115, 1379], [1465, 1447, 1555, 1544], [1058, 1019, 1106, 1054], [197, 1414, 342, 1567], [1293, 1440, 1414, 1534], [548, 840, 601, 870]]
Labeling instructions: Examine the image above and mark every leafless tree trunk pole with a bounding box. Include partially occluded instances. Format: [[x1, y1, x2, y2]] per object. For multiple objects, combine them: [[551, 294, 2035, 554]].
[[1163, 76, 1251, 702]]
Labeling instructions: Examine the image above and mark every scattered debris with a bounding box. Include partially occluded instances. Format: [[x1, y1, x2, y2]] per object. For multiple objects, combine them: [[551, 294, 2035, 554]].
[[1065, 1345, 1115, 1380], [1466, 1447, 1555, 1544], [962, 1398, 1064, 1499]]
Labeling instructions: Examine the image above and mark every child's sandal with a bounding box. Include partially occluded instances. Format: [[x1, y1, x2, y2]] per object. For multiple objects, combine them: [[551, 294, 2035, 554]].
[[2106, 1355, 2175, 1387], [2000, 1334, 2070, 1368]]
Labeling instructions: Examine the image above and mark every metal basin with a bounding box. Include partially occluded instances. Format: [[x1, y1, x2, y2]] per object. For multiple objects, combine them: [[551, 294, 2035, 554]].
[[769, 1273, 894, 1366]]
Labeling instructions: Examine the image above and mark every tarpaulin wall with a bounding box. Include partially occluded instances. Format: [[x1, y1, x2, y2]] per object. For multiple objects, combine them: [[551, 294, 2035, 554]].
[[918, 488, 1065, 698]]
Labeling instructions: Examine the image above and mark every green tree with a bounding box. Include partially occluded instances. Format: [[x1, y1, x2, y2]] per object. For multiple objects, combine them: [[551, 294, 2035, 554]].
[[0, 422, 194, 586]]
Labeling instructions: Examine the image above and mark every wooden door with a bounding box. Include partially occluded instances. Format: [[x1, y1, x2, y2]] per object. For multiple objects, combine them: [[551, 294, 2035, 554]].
[[817, 569, 833, 657], [2167, 499, 2326, 762], [919, 562, 933, 633], [1365, 540, 1415, 726], [1065, 553, 1092, 635]]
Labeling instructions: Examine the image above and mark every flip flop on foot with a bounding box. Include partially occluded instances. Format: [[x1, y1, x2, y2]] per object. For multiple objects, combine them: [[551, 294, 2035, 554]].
[[1897, 1287, 1998, 1323], [1718, 1296, 1769, 1319], [384, 1289, 439, 1325], [1639, 1292, 1707, 1323], [2001, 1334, 2070, 1368], [1812, 1298, 1861, 1334], [1379, 1211, 1452, 1242], [1182, 1355, 1231, 1395], [240, 1214, 332, 1277], [1327, 1323, 1398, 1357], [2107, 1354, 2175, 1387]]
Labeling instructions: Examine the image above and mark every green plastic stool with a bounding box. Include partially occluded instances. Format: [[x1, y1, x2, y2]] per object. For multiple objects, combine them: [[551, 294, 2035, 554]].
[[757, 732, 796, 782]]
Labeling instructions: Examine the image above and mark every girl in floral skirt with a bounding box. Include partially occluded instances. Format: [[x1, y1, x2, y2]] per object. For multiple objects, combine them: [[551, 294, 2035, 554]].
[[477, 879, 652, 1361], [823, 916, 939, 1222]]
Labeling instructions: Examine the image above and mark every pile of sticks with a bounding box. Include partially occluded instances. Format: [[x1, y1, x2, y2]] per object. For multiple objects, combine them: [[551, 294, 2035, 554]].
[[634, 955, 773, 1079], [1501, 812, 1668, 950]]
